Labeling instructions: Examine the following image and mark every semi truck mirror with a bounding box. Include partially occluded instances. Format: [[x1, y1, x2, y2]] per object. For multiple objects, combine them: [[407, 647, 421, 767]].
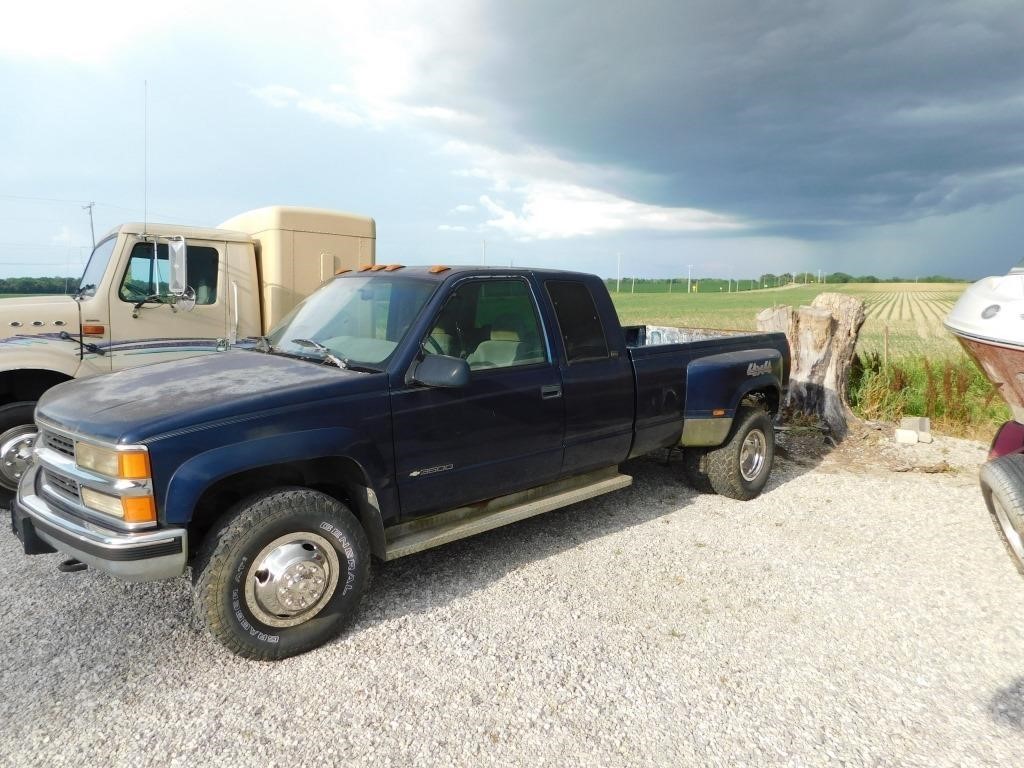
[[168, 238, 188, 296], [412, 355, 470, 388]]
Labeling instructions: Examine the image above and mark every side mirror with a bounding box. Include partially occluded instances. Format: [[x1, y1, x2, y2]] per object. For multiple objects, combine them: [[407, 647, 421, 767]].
[[168, 237, 188, 297], [411, 354, 470, 388]]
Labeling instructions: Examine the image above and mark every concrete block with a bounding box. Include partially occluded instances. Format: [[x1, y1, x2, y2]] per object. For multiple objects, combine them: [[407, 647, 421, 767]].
[[900, 416, 931, 433], [918, 432, 934, 444], [895, 428, 919, 444]]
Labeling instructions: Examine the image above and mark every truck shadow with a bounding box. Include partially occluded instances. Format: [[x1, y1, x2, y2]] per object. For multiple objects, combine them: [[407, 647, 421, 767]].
[[990, 676, 1024, 730]]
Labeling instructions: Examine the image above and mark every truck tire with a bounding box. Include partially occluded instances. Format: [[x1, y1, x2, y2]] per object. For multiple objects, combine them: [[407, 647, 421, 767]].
[[979, 454, 1024, 577], [192, 487, 370, 660], [703, 407, 775, 500], [0, 401, 38, 507], [682, 449, 714, 493]]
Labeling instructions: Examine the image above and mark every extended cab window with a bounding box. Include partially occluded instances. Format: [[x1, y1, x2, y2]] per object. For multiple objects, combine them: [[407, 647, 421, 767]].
[[545, 281, 610, 363], [425, 279, 547, 370], [119, 243, 220, 305]]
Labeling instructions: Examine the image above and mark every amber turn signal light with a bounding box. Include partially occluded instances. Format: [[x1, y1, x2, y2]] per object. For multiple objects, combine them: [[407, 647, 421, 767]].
[[122, 495, 157, 524]]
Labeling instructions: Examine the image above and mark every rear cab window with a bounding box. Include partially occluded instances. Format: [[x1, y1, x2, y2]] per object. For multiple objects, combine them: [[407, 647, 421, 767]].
[[545, 280, 610, 364]]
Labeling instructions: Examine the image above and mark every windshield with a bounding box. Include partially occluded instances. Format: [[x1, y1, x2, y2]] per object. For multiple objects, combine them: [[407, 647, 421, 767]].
[[266, 276, 437, 366], [77, 236, 117, 297]]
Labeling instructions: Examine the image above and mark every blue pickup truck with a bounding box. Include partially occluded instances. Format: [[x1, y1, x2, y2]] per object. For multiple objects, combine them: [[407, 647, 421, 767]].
[[11, 266, 789, 659]]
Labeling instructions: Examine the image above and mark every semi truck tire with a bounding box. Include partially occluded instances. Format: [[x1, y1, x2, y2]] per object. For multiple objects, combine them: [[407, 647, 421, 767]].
[[0, 401, 38, 507], [703, 407, 775, 501], [193, 487, 370, 660], [979, 454, 1024, 578]]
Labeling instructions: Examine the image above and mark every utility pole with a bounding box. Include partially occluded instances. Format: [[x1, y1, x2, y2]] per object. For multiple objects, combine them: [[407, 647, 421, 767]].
[[481, 239, 487, 266], [82, 202, 95, 248], [631, 275, 635, 293], [616, 253, 622, 293], [687, 264, 693, 294], [668, 278, 673, 293]]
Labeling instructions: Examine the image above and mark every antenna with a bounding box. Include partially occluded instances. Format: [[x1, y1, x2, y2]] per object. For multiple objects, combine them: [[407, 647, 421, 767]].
[[143, 80, 148, 234]]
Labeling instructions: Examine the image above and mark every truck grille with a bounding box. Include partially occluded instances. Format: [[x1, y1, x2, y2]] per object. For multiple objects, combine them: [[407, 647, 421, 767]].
[[43, 431, 75, 458], [43, 469, 80, 501]]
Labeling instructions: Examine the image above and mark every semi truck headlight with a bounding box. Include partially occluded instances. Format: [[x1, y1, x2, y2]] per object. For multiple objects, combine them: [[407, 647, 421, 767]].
[[81, 487, 157, 524], [76, 443, 151, 480]]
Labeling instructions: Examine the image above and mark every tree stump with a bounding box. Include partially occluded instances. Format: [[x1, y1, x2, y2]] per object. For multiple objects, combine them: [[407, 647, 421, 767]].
[[756, 292, 866, 439]]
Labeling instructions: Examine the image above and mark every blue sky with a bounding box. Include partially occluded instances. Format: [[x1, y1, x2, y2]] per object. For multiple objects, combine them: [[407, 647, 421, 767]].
[[1, 1, 1021, 281]]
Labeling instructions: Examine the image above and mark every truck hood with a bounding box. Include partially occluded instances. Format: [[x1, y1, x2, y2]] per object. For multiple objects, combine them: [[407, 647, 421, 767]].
[[0, 295, 79, 340], [36, 349, 385, 443]]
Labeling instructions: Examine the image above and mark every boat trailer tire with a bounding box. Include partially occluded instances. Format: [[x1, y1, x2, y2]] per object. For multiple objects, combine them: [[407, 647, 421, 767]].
[[192, 487, 370, 660], [980, 453, 1024, 578]]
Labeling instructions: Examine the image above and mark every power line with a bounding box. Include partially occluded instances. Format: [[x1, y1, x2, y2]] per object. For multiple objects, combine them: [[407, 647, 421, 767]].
[[0, 193, 184, 220]]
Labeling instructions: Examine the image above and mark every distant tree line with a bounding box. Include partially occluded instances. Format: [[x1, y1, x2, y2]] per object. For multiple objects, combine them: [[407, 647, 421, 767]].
[[0, 277, 76, 294], [603, 273, 969, 293]]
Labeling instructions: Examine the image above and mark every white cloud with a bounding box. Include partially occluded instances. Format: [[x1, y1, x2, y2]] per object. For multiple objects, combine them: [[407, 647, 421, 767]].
[[449, 204, 476, 214], [50, 225, 74, 245], [478, 185, 742, 241], [249, 85, 302, 110], [0, 0, 206, 63], [442, 141, 744, 240], [437, 224, 468, 232]]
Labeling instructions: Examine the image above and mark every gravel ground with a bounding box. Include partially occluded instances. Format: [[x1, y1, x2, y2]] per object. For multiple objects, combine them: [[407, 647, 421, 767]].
[[2, 435, 1023, 767]]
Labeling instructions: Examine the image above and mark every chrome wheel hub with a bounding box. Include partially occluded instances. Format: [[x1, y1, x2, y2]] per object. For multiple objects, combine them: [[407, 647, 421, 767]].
[[244, 532, 341, 628], [992, 497, 1024, 565], [739, 429, 767, 482], [0, 425, 37, 491]]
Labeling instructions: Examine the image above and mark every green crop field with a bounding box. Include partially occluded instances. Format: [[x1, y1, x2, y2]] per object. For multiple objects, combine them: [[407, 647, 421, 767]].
[[610, 282, 968, 360]]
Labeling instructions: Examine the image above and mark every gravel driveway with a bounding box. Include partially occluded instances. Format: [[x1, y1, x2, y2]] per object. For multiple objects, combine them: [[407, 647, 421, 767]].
[[2, 436, 1023, 767]]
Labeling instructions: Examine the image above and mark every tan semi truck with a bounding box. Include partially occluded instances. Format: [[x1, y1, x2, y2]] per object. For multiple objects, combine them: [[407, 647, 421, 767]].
[[0, 206, 375, 501]]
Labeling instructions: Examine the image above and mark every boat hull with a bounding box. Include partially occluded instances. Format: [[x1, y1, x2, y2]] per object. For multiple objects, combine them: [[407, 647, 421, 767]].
[[952, 333, 1024, 423]]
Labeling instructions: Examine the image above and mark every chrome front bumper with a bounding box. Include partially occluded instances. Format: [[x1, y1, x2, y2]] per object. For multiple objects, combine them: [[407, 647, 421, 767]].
[[15, 464, 187, 582]]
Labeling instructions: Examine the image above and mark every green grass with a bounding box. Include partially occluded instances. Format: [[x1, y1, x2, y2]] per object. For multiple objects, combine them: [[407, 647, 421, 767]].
[[610, 282, 966, 359]]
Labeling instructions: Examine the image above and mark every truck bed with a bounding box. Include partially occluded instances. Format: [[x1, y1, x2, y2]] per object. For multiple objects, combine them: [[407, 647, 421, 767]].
[[622, 324, 791, 457]]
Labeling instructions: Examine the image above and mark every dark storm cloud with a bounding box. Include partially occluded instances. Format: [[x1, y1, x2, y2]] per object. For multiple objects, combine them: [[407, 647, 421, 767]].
[[423, 1, 1024, 231]]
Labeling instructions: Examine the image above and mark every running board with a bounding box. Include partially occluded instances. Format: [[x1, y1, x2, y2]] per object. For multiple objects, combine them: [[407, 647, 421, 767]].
[[383, 466, 633, 560]]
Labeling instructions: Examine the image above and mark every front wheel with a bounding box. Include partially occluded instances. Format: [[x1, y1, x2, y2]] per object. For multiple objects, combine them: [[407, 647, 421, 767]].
[[192, 487, 370, 660], [703, 407, 775, 500], [979, 454, 1024, 578], [0, 401, 38, 507]]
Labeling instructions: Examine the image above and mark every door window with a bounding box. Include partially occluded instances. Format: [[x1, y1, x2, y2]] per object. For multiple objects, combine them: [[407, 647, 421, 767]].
[[118, 242, 220, 305], [424, 279, 547, 370], [545, 281, 610, 363]]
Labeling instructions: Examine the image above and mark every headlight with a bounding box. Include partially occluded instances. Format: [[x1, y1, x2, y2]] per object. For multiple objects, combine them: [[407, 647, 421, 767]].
[[81, 487, 156, 523], [76, 442, 151, 480]]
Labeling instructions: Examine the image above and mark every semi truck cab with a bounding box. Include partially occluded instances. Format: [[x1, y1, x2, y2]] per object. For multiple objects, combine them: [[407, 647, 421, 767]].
[[0, 206, 375, 500]]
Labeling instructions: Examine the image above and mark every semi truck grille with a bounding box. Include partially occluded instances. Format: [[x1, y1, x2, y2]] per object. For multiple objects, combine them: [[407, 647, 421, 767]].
[[43, 431, 75, 458], [43, 470, 80, 501]]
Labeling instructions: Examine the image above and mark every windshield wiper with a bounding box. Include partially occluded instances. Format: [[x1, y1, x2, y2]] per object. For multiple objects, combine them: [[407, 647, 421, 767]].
[[290, 339, 348, 369], [289, 339, 380, 373]]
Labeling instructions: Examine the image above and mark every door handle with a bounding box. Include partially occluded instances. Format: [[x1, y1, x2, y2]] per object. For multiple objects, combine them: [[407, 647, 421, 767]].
[[540, 384, 562, 400]]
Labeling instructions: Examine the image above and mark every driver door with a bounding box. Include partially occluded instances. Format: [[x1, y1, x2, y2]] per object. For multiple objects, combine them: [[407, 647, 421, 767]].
[[391, 276, 566, 518], [108, 239, 228, 371]]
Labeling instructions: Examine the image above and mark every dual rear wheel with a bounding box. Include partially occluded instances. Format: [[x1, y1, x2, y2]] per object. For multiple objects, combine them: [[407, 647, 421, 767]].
[[683, 407, 775, 500]]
